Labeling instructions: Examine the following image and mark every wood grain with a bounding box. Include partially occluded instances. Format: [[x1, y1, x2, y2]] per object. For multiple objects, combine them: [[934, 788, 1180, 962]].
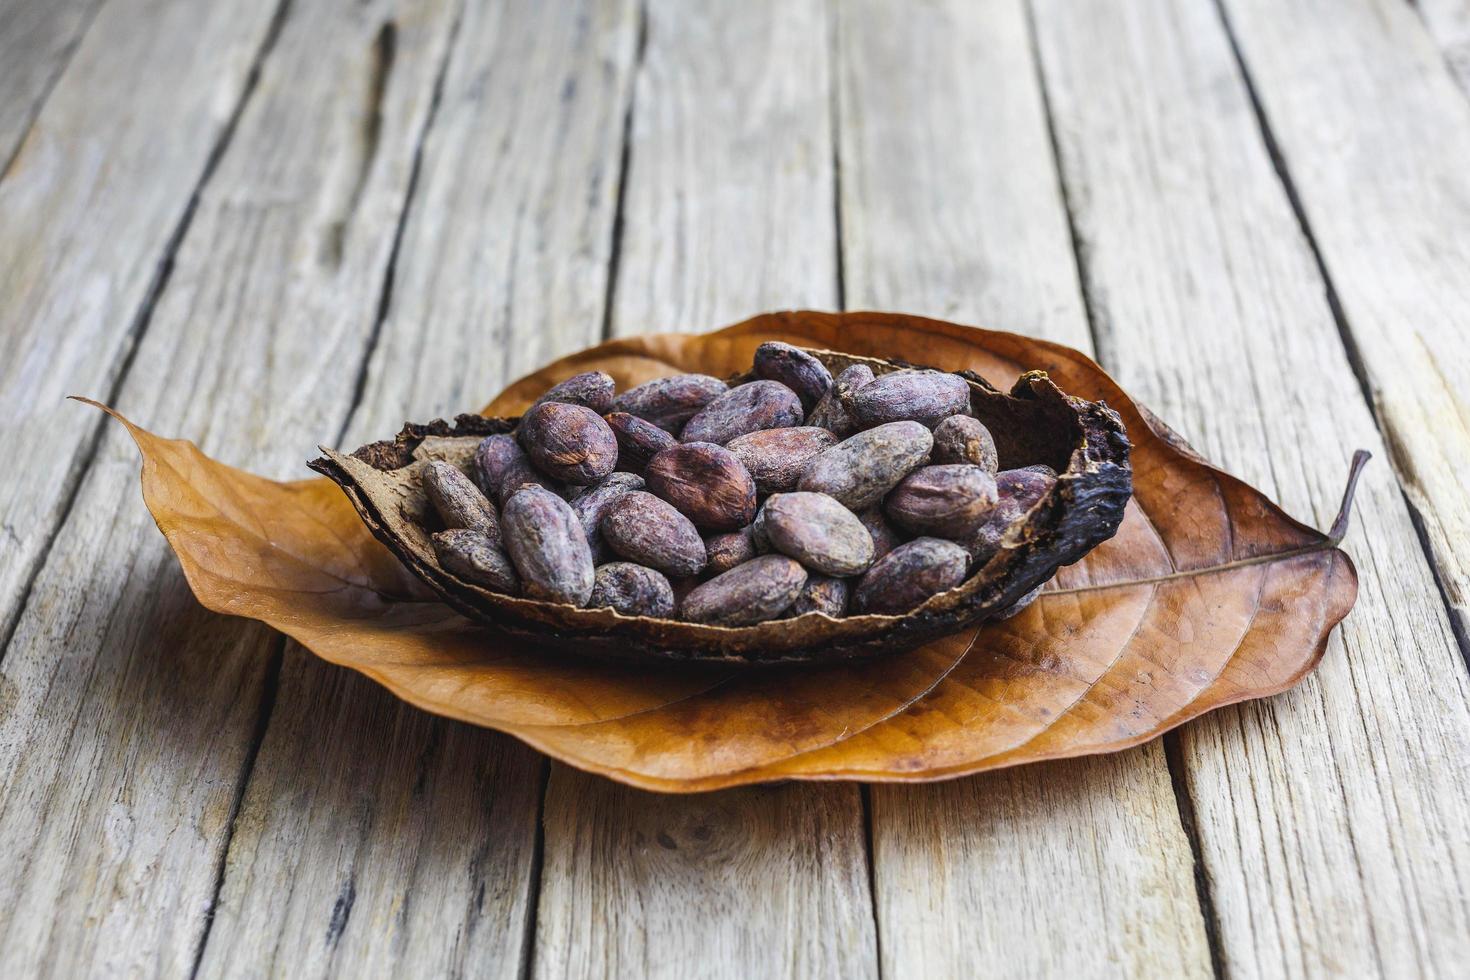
[[1220, 0, 1470, 649], [533, 2, 875, 978], [0, 0, 102, 168], [195, 2, 642, 977], [1418, 0, 1470, 94], [0, 0, 464, 974], [0, 0, 280, 644], [834, 2, 1213, 975], [1031, 0, 1470, 974]]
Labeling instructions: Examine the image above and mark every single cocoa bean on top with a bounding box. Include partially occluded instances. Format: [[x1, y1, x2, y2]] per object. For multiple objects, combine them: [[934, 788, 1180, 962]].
[[589, 561, 676, 618], [473, 433, 560, 506], [645, 442, 757, 531], [704, 526, 757, 575], [852, 537, 970, 615], [931, 415, 998, 473], [569, 471, 645, 562], [884, 463, 998, 538], [725, 426, 837, 494], [787, 574, 849, 618], [422, 460, 500, 543], [529, 370, 616, 415], [604, 411, 677, 472], [432, 529, 520, 595], [807, 363, 874, 438], [612, 373, 728, 433], [797, 420, 933, 510], [761, 491, 875, 577], [851, 369, 971, 429], [600, 491, 708, 578], [753, 341, 833, 411], [501, 486, 595, 605], [680, 380, 803, 445], [680, 554, 808, 626], [518, 402, 618, 485]]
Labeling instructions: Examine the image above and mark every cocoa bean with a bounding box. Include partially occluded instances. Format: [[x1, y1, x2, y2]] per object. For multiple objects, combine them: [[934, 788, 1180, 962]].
[[704, 526, 757, 575], [761, 491, 875, 576], [601, 491, 708, 578], [612, 373, 728, 433], [473, 433, 560, 506], [851, 369, 971, 429], [604, 411, 677, 472], [852, 537, 970, 615], [750, 506, 772, 554], [421, 460, 500, 543], [753, 341, 832, 410], [518, 402, 618, 485], [645, 442, 757, 531], [530, 370, 616, 415], [797, 420, 933, 510], [569, 472, 645, 562], [432, 529, 520, 595], [680, 380, 803, 445], [857, 507, 905, 561], [679, 554, 807, 626], [806, 364, 874, 438], [884, 464, 998, 538], [725, 426, 837, 494], [788, 575, 849, 618], [501, 486, 595, 605], [959, 464, 1058, 567], [589, 561, 676, 618], [931, 415, 998, 473]]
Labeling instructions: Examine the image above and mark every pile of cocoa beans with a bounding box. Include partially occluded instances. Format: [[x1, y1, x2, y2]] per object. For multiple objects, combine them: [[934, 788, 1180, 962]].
[[423, 343, 1056, 625]]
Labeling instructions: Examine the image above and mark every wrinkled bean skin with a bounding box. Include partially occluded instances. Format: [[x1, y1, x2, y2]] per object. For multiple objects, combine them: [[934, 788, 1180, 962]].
[[613, 374, 728, 433], [474, 433, 560, 506], [851, 370, 971, 430], [797, 420, 933, 510], [852, 537, 970, 615], [569, 472, 645, 562], [761, 492, 875, 576], [750, 506, 772, 554], [589, 562, 676, 618], [788, 574, 849, 617], [518, 402, 619, 485], [680, 554, 808, 626], [704, 526, 757, 575], [725, 426, 837, 494], [501, 486, 595, 605], [432, 529, 520, 595], [422, 460, 500, 543], [857, 507, 905, 561], [605, 411, 677, 472], [885, 464, 998, 538], [806, 364, 874, 438], [960, 464, 1058, 566], [601, 491, 708, 578], [644, 442, 757, 531], [680, 380, 803, 445], [931, 415, 998, 473], [530, 370, 616, 415], [753, 341, 833, 411]]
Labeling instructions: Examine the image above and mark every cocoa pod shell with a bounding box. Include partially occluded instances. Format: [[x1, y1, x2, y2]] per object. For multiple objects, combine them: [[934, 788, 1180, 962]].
[[518, 403, 618, 485], [590, 561, 676, 618], [797, 420, 933, 510], [612, 374, 728, 433], [680, 554, 808, 626], [500, 486, 594, 606], [725, 426, 837, 494], [601, 491, 708, 578], [680, 380, 803, 445], [761, 491, 875, 577]]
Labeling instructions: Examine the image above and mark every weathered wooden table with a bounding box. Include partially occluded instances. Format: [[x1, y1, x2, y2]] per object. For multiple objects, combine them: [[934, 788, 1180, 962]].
[[3, 0, 1468, 976]]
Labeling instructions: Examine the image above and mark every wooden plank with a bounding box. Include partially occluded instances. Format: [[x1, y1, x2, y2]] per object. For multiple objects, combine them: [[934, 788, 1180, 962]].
[[1220, 0, 1470, 648], [0, 0, 280, 643], [0, 0, 103, 168], [1417, 0, 1470, 94], [0, 0, 467, 974], [833, 2, 1214, 975], [533, 3, 877, 979], [1029, 0, 1470, 974], [194, 2, 643, 977]]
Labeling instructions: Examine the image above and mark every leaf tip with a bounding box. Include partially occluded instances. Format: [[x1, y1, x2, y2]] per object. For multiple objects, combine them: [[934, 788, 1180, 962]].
[[1327, 450, 1372, 545]]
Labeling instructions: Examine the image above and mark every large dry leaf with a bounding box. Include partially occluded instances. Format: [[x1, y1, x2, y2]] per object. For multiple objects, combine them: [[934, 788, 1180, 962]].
[[91, 312, 1359, 791]]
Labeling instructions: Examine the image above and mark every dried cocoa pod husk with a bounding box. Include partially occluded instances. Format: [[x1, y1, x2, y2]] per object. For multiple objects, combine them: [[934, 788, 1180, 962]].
[[680, 554, 808, 626], [312, 346, 1129, 666]]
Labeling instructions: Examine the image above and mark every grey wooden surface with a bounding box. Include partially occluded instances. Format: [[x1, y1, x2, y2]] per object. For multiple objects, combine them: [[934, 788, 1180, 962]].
[[1, 0, 1467, 977]]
